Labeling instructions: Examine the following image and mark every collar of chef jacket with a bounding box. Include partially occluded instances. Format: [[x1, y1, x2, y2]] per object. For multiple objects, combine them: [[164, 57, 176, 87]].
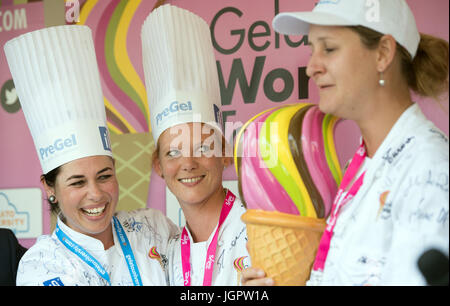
[[54, 216, 118, 253]]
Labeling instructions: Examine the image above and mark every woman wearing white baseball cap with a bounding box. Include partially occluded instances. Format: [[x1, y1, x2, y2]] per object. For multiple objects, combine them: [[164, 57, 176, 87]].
[[5, 25, 178, 286], [141, 4, 250, 286], [243, 0, 449, 285]]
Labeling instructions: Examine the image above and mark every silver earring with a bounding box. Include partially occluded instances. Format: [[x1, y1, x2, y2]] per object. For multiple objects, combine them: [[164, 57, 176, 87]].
[[49, 195, 56, 203], [379, 72, 385, 86]]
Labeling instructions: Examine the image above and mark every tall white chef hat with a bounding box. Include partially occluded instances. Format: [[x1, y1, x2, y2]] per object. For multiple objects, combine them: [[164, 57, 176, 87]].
[[4, 25, 112, 174], [141, 4, 223, 143]]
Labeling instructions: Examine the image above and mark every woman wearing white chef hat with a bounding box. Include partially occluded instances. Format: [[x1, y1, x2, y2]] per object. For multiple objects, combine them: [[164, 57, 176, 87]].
[[141, 4, 250, 286], [5, 25, 178, 286], [243, 0, 449, 286]]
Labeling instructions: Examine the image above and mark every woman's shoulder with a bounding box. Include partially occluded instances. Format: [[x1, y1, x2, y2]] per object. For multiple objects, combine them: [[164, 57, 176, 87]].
[[116, 207, 172, 225], [19, 234, 71, 266], [387, 105, 448, 162], [115, 208, 180, 237], [21, 234, 58, 256], [409, 106, 448, 157], [16, 234, 79, 286], [116, 207, 164, 221], [382, 120, 448, 172], [403, 127, 448, 172], [414, 123, 448, 155]]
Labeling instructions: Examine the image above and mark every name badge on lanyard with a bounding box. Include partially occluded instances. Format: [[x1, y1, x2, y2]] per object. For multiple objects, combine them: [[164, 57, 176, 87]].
[[313, 142, 367, 272], [56, 216, 143, 286], [181, 190, 236, 286]]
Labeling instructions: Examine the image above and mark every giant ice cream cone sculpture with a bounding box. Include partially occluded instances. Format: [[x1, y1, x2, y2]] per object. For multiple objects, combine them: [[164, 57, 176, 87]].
[[235, 103, 342, 285]]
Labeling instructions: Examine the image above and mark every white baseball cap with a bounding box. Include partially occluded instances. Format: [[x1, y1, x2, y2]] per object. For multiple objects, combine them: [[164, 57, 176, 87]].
[[4, 25, 112, 174], [273, 0, 420, 58], [141, 4, 223, 143]]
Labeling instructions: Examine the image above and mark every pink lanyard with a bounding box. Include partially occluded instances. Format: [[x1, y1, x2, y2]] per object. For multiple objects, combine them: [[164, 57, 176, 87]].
[[313, 142, 367, 272], [181, 190, 236, 286]]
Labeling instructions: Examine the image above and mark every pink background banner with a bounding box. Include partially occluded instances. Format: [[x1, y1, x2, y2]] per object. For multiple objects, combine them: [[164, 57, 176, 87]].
[[0, 0, 448, 248], [0, 2, 45, 248]]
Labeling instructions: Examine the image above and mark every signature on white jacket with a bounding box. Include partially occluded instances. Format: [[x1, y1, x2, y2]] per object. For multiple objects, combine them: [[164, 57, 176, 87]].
[[17, 208, 179, 286], [309, 103, 449, 286]]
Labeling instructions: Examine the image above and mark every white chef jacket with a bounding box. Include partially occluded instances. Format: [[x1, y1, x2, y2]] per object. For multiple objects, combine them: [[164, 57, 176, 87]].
[[166, 197, 251, 286], [16, 208, 179, 286], [309, 103, 449, 286]]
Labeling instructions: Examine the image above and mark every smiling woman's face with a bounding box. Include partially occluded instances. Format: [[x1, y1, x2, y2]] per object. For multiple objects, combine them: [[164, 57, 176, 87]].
[[154, 122, 230, 208], [44, 155, 119, 237]]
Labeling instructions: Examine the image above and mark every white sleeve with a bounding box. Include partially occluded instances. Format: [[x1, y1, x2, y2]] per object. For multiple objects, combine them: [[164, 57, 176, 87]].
[[381, 159, 449, 285]]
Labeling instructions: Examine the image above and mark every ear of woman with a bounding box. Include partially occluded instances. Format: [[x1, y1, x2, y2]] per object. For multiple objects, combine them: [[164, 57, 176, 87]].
[[376, 34, 398, 76], [40, 175, 56, 204], [153, 157, 164, 179]]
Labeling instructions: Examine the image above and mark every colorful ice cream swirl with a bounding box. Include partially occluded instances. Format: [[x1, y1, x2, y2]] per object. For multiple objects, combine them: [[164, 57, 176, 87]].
[[235, 103, 342, 219]]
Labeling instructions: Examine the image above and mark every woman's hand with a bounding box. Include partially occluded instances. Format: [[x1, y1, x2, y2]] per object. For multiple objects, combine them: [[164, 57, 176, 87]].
[[241, 267, 274, 286]]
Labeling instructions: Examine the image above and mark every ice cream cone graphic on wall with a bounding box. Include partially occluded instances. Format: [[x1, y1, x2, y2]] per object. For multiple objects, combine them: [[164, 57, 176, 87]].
[[110, 132, 155, 211]]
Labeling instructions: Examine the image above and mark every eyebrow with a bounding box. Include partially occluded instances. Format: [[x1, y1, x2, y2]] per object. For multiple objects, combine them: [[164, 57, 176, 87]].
[[65, 167, 112, 182]]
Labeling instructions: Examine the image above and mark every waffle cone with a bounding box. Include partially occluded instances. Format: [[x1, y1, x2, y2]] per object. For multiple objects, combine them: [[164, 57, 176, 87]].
[[242, 209, 326, 286]]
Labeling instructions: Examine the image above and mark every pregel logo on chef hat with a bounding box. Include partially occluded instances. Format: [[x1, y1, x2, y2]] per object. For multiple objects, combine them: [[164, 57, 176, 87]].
[[38, 127, 112, 160], [155, 100, 193, 126], [32, 121, 113, 174], [39, 134, 78, 161]]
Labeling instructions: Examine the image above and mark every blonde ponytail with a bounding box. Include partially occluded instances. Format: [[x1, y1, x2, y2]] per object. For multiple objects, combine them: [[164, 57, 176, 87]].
[[406, 33, 449, 99]]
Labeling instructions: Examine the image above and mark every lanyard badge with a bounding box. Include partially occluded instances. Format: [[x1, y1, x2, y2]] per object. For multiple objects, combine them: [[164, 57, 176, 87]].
[[181, 190, 236, 286]]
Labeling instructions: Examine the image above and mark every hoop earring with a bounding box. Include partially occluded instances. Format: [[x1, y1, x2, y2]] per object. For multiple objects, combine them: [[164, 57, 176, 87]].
[[379, 72, 385, 87]]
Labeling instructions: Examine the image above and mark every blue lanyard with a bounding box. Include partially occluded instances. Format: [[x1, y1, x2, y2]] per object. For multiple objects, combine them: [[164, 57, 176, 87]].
[[55, 216, 142, 286], [112, 216, 142, 286]]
